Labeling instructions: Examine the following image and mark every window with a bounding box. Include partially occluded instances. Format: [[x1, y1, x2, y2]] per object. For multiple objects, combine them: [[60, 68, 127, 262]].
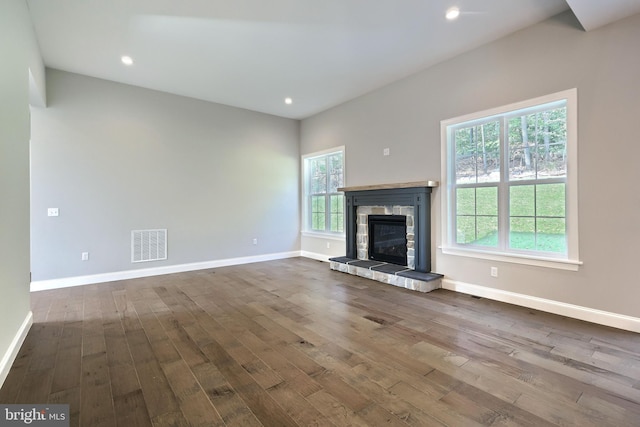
[[441, 89, 580, 270], [303, 147, 345, 234]]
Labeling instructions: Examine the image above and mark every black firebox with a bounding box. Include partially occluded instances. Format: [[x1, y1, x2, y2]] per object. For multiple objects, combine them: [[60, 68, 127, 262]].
[[368, 215, 407, 266]]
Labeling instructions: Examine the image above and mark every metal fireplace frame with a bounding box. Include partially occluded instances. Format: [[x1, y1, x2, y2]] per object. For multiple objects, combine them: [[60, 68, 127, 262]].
[[367, 214, 408, 266]]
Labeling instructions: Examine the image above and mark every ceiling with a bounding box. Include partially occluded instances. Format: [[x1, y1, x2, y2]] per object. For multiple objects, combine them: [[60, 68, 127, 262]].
[[26, 0, 640, 119]]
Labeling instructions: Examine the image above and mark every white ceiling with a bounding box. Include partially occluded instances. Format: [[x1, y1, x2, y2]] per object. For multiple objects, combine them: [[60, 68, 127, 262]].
[[26, 0, 640, 119], [567, 0, 640, 31]]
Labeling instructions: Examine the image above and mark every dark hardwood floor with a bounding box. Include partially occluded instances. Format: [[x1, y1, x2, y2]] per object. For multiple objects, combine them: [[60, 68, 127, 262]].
[[2, 257, 639, 426]]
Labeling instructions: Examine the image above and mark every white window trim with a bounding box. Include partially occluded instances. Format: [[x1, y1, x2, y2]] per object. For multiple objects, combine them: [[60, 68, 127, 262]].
[[301, 146, 346, 236], [301, 231, 346, 241], [440, 89, 581, 271]]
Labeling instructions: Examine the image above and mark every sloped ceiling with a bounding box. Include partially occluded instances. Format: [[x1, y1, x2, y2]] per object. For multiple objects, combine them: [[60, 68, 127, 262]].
[[26, 0, 640, 119], [566, 0, 640, 31]]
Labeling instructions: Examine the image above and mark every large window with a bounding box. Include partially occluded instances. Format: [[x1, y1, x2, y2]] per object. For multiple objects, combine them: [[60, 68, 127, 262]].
[[303, 147, 345, 234], [441, 89, 580, 269]]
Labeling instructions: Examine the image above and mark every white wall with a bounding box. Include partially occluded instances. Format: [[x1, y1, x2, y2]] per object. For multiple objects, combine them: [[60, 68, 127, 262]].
[[301, 234, 346, 261], [301, 11, 640, 320], [0, 0, 42, 384], [30, 70, 300, 282]]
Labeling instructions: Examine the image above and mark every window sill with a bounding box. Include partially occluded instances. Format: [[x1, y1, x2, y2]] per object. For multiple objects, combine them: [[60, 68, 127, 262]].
[[440, 246, 582, 271], [301, 231, 346, 241]]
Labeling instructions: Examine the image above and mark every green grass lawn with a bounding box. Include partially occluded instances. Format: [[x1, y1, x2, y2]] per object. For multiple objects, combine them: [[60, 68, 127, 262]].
[[474, 231, 566, 253], [457, 183, 566, 253]]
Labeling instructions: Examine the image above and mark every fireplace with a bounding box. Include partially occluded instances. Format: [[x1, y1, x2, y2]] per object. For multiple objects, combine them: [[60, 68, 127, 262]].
[[341, 181, 437, 273], [368, 215, 407, 265], [329, 181, 441, 293]]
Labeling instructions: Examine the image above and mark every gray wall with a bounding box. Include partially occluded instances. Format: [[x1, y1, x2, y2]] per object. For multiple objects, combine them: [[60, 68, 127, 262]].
[[301, 11, 640, 318], [31, 70, 300, 281], [0, 0, 40, 371]]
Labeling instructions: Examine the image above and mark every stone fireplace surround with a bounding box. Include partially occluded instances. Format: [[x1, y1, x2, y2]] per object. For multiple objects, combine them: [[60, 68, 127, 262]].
[[330, 181, 443, 293], [357, 206, 415, 269]]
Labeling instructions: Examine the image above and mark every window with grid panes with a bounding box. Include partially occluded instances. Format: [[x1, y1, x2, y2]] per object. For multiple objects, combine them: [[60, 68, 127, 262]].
[[441, 89, 580, 269], [304, 148, 344, 234]]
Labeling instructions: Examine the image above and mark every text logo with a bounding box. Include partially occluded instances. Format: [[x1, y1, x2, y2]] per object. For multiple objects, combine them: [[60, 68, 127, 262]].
[[0, 405, 69, 427]]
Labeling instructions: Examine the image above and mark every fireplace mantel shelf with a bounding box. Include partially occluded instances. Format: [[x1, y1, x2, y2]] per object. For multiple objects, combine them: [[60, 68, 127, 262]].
[[338, 180, 439, 193]]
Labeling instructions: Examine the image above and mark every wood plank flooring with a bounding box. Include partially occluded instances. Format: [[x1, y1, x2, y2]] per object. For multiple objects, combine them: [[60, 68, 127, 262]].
[[2, 257, 640, 426]]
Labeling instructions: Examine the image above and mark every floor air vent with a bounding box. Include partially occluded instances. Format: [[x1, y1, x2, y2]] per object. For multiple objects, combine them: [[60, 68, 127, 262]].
[[131, 229, 167, 263]]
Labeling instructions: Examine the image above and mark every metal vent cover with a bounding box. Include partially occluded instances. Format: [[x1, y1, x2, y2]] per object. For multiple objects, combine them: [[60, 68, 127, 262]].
[[131, 229, 167, 263]]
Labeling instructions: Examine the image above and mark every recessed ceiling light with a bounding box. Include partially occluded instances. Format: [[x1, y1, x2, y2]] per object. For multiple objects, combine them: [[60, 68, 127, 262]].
[[446, 7, 460, 20], [284, 97, 293, 105], [121, 55, 134, 66]]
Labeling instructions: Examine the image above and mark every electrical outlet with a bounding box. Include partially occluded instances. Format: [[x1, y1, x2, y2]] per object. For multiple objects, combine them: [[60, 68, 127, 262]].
[[253, 238, 258, 245], [81, 252, 89, 261], [47, 208, 59, 217], [490, 266, 498, 277], [326, 242, 331, 249], [383, 148, 390, 156]]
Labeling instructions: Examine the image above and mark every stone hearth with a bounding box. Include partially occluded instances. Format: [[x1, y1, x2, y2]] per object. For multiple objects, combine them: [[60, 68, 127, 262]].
[[329, 257, 442, 293]]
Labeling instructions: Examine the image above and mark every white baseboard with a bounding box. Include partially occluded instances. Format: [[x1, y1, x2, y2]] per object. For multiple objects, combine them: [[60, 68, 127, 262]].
[[300, 251, 331, 262], [31, 251, 302, 292], [442, 279, 640, 333], [0, 311, 33, 389]]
